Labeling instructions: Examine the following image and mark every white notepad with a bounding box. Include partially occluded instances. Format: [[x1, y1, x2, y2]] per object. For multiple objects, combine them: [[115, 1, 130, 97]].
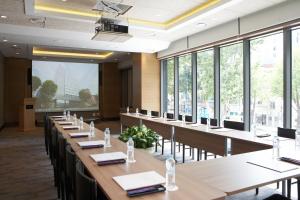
[[78, 140, 104, 147], [90, 152, 127, 163], [113, 171, 165, 191], [52, 115, 64, 118], [247, 159, 298, 173], [58, 121, 73, 125], [69, 132, 90, 137], [63, 125, 79, 130], [213, 128, 232, 132]]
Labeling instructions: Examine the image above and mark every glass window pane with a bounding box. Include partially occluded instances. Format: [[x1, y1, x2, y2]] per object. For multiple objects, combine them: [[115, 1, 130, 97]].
[[250, 33, 283, 132], [292, 29, 300, 129], [220, 43, 243, 123], [179, 54, 192, 116], [197, 50, 214, 121], [166, 59, 174, 113]]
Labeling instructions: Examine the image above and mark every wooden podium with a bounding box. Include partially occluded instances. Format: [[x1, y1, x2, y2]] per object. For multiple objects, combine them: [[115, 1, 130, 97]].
[[19, 98, 36, 132]]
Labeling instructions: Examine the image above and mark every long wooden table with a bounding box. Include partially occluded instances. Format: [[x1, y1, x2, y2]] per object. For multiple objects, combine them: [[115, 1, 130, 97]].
[[51, 114, 300, 200], [53, 119, 226, 200], [120, 113, 273, 156]]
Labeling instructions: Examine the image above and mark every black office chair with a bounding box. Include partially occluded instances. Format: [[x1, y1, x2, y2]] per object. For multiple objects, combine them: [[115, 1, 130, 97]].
[[51, 127, 60, 198], [140, 109, 147, 115], [277, 127, 296, 199], [58, 133, 67, 200], [200, 117, 218, 126], [167, 113, 174, 119], [178, 115, 194, 162], [263, 194, 290, 200], [200, 117, 219, 160], [151, 111, 160, 117], [44, 113, 49, 155], [66, 145, 77, 200], [223, 120, 245, 131], [278, 127, 296, 139]]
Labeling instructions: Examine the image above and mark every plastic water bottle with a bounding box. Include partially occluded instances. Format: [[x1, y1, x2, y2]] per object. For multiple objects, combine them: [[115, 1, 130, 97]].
[[165, 156, 178, 191], [79, 117, 83, 130], [163, 112, 167, 121], [127, 137, 136, 163], [206, 118, 210, 129], [136, 108, 139, 115], [89, 121, 95, 139], [272, 136, 280, 159], [251, 123, 257, 136], [296, 128, 300, 147], [67, 111, 71, 121], [63, 110, 66, 118], [181, 114, 186, 126], [73, 113, 77, 125], [148, 110, 151, 117], [104, 128, 112, 147], [126, 106, 129, 113]]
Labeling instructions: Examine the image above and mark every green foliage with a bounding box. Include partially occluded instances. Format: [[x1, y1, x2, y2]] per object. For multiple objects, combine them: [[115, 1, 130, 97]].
[[38, 80, 58, 107], [32, 76, 41, 91], [119, 125, 159, 149], [79, 89, 92, 102]]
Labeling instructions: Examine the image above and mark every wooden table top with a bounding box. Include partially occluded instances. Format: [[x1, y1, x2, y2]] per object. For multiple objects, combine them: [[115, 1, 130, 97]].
[[120, 113, 274, 147], [53, 119, 226, 200], [177, 145, 300, 195]]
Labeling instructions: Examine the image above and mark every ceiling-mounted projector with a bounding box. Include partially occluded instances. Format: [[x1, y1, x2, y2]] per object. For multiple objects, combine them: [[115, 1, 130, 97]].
[[91, 17, 132, 42]]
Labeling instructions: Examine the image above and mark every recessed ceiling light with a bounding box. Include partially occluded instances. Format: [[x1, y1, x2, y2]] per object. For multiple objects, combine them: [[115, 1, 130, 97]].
[[3, 39, 8, 42], [12, 44, 17, 47], [145, 32, 156, 37], [0, 15, 7, 19], [16, 52, 20, 55], [61, 0, 67, 2], [196, 22, 207, 27]]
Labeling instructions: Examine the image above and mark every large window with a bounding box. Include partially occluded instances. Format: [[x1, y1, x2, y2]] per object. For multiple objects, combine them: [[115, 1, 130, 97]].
[[166, 59, 175, 113], [292, 29, 300, 129], [220, 43, 243, 123], [178, 54, 192, 115], [250, 33, 283, 132], [197, 50, 214, 121]]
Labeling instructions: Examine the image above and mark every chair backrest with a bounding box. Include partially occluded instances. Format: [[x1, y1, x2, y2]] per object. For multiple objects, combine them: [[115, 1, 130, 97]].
[[66, 145, 76, 193], [178, 115, 193, 122], [167, 113, 174, 119], [76, 161, 97, 200], [51, 127, 58, 162], [223, 120, 244, 131], [210, 118, 218, 126], [277, 127, 296, 139], [140, 109, 147, 115], [151, 111, 159, 117], [58, 133, 67, 171], [200, 117, 218, 126]]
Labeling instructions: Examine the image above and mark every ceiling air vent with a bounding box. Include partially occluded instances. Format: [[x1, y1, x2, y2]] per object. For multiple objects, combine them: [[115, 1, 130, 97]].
[[93, 1, 132, 17]]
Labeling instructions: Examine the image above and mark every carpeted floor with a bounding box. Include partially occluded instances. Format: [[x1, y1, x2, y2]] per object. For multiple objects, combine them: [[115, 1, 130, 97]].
[[0, 123, 297, 200]]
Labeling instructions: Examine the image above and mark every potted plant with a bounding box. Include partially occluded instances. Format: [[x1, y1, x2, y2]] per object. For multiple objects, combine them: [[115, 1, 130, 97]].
[[119, 125, 159, 149]]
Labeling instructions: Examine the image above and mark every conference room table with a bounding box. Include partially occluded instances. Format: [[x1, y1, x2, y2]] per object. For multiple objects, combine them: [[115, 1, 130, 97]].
[[120, 113, 273, 157], [51, 114, 300, 200], [53, 119, 227, 200]]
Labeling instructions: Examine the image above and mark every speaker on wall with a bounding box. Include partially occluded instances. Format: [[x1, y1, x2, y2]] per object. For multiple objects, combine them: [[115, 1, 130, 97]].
[[27, 67, 32, 85]]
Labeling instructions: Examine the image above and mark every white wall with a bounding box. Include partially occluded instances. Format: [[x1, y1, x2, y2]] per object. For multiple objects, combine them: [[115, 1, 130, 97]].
[[0, 53, 4, 128], [158, 0, 300, 58]]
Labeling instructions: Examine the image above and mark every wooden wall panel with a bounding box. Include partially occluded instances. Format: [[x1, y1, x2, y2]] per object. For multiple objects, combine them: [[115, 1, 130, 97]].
[[141, 53, 160, 112], [4, 58, 31, 124], [101, 62, 121, 119], [132, 53, 142, 109], [0, 54, 4, 127]]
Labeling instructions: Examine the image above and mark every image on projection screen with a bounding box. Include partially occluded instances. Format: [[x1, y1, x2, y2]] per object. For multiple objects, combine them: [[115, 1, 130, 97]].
[[32, 61, 99, 112]]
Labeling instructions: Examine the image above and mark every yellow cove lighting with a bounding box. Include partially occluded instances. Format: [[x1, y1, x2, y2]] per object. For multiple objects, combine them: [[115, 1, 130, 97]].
[[35, 0, 220, 28], [35, 5, 101, 18], [33, 48, 113, 59]]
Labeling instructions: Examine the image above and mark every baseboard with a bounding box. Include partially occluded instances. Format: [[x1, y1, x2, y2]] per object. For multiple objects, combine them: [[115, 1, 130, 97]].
[[0, 124, 4, 132]]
